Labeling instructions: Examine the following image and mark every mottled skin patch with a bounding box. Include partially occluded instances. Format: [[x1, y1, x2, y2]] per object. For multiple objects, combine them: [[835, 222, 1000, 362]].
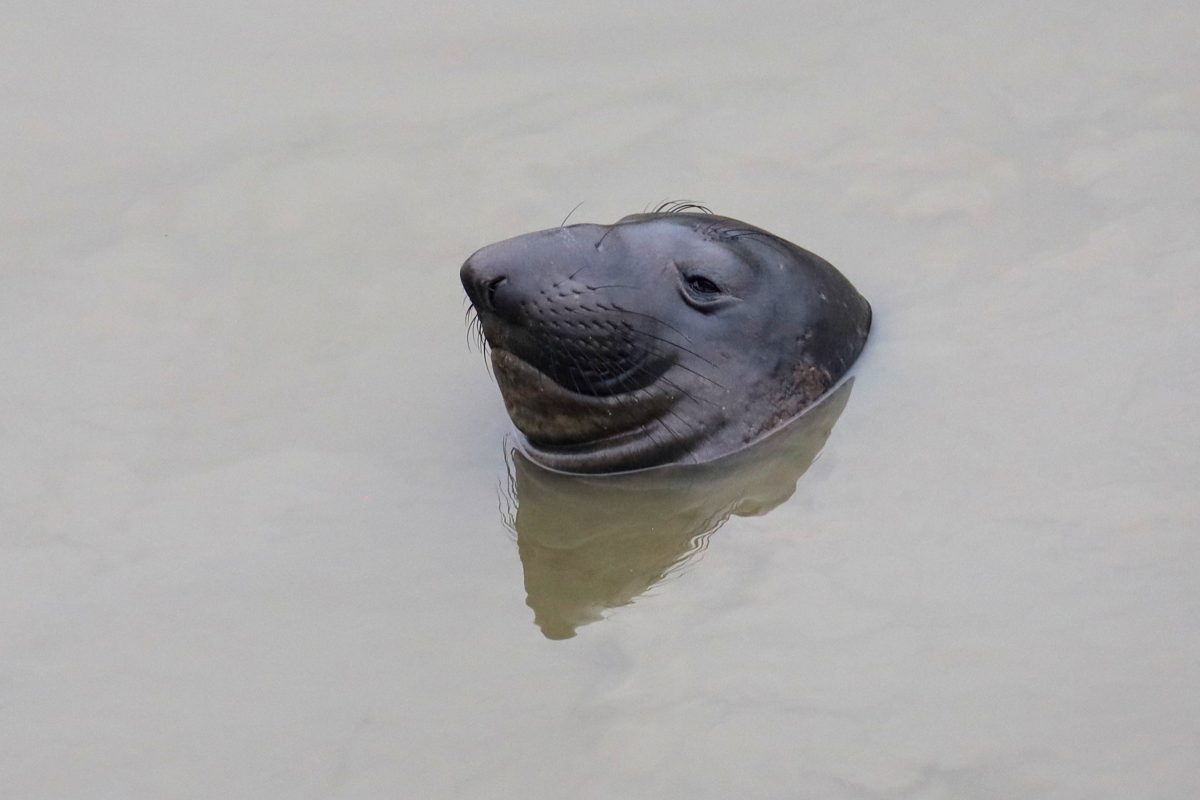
[[461, 211, 870, 473], [744, 348, 835, 442]]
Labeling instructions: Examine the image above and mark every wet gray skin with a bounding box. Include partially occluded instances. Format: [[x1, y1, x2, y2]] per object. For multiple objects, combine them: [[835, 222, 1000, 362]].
[[461, 211, 871, 473]]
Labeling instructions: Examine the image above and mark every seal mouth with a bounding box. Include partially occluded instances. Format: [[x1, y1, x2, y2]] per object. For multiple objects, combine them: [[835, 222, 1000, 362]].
[[471, 304, 669, 399], [490, 347, 676, 446]]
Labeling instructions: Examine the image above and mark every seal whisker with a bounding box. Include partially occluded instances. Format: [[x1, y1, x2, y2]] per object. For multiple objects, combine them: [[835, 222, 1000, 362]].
[[609, 367, 700, 438], [560, 201, 584, 227], [652, 412, 687, 456], [480, 340, 493, 378], [593, 224, 616, 252], [652, 200, 713, 216], [537, 329, 677, 406], [635, 415, 669, 452], [644, 394, 703, 457], [465, 306, 488, 354], [464, 308, 494, 377], [664, 358, 727, 391], [566, 340, 611, 394], [627, 358, 721, 410], [609, 303, 696, 343], [548, 340, 592, 396], [607, 363, 686, 454], [544, 335, 613, 398], [621, 325, 723, 372]]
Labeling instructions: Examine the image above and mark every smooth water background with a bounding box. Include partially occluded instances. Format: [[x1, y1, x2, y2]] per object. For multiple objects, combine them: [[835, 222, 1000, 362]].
[[3, 3, 1198, 798]]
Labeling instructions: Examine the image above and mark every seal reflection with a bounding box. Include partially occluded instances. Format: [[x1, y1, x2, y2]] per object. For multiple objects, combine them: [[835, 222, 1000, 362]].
[[503, 379, 855, 639]]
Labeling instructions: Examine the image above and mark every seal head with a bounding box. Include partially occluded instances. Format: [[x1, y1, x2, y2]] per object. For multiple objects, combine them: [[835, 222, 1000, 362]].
[[461, 211, 870, 473]]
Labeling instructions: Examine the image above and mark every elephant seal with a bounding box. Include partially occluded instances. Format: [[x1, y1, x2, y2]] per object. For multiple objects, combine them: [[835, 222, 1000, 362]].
[[461, 205, 870, 473]]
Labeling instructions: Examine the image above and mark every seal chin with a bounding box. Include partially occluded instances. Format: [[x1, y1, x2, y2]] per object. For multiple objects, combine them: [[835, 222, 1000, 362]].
[[490, 348, 677, 447]]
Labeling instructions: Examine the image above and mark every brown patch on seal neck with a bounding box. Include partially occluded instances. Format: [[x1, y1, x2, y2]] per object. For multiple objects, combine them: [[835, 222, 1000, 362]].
[[744, 359, 833, 443]]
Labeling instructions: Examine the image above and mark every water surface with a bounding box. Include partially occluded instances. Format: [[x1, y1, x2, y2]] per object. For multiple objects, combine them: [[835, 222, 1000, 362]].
[[3, 2, 1198, 798]]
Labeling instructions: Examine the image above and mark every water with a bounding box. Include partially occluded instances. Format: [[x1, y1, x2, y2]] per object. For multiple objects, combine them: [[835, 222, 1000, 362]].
[[3, 3, 1198, 798]]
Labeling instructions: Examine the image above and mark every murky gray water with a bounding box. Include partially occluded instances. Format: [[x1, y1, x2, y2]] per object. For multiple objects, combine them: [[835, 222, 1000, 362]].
[[3, 3, 1198, 798]]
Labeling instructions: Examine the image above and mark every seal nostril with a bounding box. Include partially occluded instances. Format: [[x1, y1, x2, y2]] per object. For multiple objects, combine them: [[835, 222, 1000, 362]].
[[483, 276, 506, 311]]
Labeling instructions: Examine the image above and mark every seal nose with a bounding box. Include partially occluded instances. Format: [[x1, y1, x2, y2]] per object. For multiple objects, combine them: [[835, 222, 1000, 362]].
[[481, 276, 506, 311], [462, 252, 525, 321], [461, 256, 496, 309]]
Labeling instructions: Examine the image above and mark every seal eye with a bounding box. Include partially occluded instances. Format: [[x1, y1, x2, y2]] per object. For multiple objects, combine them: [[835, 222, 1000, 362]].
[[676, 266, 733, 311], [685, 275, 721, 295]]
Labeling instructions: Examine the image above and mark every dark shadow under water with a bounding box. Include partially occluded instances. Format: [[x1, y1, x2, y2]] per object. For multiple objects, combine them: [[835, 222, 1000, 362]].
[[503, 379, 855, 639]]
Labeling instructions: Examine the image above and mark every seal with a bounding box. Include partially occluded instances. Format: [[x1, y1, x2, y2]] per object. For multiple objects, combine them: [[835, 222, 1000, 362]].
[[461, 205, 871, 473]]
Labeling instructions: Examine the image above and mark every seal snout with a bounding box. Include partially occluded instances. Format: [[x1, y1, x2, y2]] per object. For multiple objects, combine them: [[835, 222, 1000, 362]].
[[480, 275, 506, 312], [464, 247, 540, 332], [461, 255, 506, 314]]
